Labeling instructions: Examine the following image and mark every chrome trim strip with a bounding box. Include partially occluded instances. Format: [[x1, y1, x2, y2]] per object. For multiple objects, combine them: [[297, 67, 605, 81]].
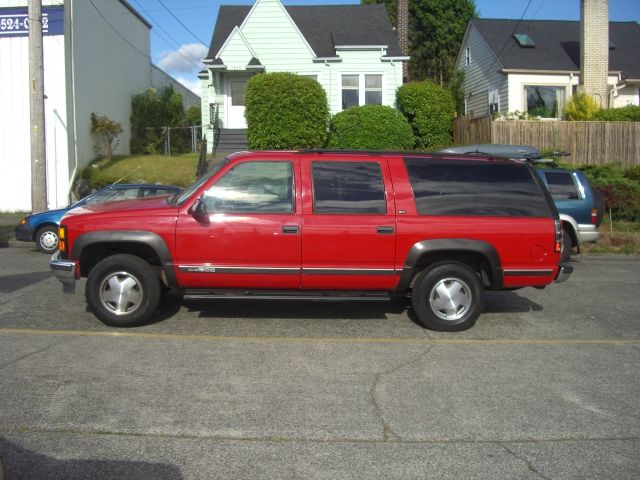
[[177, 265, 398, 276], [303, 268, 396, 276], [503, 269, 553, 277], [178, 265, 300, 275]]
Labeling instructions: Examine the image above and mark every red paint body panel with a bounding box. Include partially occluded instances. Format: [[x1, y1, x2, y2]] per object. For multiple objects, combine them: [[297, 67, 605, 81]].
[[59, 150, 563, 294]]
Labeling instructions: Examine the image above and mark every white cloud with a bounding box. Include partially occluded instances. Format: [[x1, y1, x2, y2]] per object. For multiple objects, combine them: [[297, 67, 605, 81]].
[[157, 43, 208, 73], [175, 75, 201, 95]]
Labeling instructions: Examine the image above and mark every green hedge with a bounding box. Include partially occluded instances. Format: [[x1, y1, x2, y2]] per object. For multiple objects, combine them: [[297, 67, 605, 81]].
[[245, 73, 329, 149], [328, 105, 414, 150], [593, 105, 640, 122], [579, 164, 640, 222], [396, 81, 456, 150]]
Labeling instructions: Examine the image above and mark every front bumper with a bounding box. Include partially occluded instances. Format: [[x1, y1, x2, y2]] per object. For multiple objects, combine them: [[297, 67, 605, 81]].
[[555, 262, 573, 283], [50, 251, 78, 293], [14, 223, 35, 242]]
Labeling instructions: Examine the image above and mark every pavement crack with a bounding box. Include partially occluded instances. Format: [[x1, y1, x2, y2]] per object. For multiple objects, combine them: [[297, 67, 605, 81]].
[[369, 345, 434, 442], [500, 443, 554, 480], [0, 337, 70, 371]]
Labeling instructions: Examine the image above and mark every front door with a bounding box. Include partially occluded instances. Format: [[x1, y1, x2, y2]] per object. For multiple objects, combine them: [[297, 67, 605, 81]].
[[226, 76, 250, 128]]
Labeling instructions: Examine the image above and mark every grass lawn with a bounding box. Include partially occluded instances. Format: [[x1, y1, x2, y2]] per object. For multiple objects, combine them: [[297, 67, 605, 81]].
[[86, 153, 199, 188], [581, 217, 640, 255]]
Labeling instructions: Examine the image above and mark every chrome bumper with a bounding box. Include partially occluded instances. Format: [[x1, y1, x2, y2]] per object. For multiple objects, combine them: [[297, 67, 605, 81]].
[[50, 251, 78, 293], [555, 262, 573, 283]]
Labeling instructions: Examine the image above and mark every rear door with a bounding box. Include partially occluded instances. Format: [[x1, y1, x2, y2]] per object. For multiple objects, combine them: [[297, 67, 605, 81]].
[[300, 155, 396, 290]]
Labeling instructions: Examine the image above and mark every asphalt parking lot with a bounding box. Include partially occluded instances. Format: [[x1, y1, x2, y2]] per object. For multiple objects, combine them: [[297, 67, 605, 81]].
[[0, 245, 639, 479]]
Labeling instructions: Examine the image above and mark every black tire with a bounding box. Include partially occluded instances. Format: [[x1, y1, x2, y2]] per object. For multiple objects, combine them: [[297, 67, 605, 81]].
[[85, 254, 161, 327], [35, 225, 59, 254], [411, 262, 484, 332], [560, 225, 573, 263]]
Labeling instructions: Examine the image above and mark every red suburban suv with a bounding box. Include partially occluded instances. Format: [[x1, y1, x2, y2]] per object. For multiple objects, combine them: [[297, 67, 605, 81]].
[[51, 150, 572, 331]]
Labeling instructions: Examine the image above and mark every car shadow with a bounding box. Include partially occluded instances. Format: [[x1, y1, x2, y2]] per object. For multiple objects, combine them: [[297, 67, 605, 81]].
[[0, 271, 52, 294], [177, 290, 542, 322], [0, 436, 184, 480]]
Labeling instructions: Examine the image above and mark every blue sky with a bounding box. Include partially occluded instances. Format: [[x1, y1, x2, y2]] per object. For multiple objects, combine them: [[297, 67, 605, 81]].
[[129, 0, 640, 93]]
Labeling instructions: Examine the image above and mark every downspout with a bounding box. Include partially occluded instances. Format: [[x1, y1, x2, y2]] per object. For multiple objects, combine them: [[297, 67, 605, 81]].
[[68, 0, 79, 201]]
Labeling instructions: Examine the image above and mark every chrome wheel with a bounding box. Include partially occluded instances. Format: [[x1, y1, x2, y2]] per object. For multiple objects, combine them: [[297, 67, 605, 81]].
[[428, 277, 472, 321], [99, 271, 144, 316]]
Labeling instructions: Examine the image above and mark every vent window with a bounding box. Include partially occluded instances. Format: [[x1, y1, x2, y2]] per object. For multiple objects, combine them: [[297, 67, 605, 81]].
[[514, 34, 535, 48]]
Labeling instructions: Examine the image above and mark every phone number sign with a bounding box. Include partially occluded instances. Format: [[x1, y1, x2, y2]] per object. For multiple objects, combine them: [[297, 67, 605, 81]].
[[0, 6, 64, 37]]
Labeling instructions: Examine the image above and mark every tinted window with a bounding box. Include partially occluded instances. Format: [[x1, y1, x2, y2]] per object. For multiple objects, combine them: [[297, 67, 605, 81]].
[[404, 158, 551, 217], [202, 161, 293, 213], [544, 171, 579, 200], [312, 162, 386, 214], [86, 188, 139, 204]]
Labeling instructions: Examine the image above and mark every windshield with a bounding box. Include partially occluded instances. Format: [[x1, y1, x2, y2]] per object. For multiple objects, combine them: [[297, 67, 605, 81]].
[[174, 158, 230, 206]]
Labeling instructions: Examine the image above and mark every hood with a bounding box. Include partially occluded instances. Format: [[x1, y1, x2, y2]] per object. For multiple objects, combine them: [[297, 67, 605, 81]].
[[63, 196, 176, 219]]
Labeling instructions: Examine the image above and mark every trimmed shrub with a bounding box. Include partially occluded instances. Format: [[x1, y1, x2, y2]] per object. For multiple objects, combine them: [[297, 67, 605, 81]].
[[564, 93, 600, 120], [396, 81, 456, 150], [580, 164, 640, 222], [245, 73, 329, 149], [594, 105, 640, 122], [328, 105, 414, 150]]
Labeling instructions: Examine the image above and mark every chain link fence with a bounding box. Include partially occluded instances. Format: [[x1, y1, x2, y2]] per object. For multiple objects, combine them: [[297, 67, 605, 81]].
[[135, 126, 203, 156]]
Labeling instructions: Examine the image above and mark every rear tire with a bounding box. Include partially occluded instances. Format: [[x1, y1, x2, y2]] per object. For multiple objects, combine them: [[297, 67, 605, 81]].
[[411, 262, 484, 332], [86, 254, 161, 327], [560, 225, 573, 263], [35, 226, 59, 254]]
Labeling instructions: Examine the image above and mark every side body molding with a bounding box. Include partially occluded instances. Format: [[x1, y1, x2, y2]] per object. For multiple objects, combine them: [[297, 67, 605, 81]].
[[72, 231, 177, 287], [395, 239, 503, 292]]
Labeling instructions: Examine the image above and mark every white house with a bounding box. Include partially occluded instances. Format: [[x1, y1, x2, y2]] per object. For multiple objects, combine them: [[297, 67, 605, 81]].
[[0, 0, 199, 212], [199, 0, 408, 150], [456, 18, 640, 119]]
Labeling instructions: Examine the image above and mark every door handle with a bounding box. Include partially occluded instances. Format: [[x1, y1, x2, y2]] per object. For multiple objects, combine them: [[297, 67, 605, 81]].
[[377, 226, 394, 234], [282, 225, 300, 234]]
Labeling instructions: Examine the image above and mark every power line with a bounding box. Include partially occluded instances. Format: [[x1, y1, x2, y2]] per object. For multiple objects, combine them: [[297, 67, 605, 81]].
[[87, 0, 150, 58], [155, 0, 209, 48], [493, 0, 535, 63], [130, 0, 202, 69]]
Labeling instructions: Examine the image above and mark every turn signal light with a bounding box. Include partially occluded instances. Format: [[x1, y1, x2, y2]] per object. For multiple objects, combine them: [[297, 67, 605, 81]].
[[19, 218, 26, 225], [591, 208, 598, 225], [554, 220, 562, 253], [58, 226, 67, 256]]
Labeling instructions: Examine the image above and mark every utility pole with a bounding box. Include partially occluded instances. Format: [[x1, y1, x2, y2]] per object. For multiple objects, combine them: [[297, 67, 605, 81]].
[[28, 0, 48, 212]]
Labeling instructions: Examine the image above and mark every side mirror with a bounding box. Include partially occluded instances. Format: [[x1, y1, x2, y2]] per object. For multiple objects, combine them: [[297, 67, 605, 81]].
[[189, 197, 209, 221]]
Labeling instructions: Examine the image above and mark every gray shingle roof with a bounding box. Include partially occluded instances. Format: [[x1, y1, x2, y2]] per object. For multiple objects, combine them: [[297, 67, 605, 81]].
[[206, 3, 403, 60], [471, 19, 640, 80]]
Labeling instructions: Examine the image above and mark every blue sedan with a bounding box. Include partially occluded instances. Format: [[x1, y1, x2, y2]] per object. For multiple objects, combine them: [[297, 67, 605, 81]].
[[15, 183, 182, 253]]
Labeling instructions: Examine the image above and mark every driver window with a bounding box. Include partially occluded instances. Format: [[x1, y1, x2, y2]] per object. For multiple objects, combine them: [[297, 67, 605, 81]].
[[202, 161, 294, 213]]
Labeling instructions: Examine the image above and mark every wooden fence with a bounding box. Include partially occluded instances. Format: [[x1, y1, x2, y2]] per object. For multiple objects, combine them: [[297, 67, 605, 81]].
[[453, 115, 640, 167]]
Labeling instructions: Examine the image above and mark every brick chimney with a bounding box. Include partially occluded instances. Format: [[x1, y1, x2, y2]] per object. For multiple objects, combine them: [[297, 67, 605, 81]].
[[397, 0, 409, 81], [579, 0, 610, 107]]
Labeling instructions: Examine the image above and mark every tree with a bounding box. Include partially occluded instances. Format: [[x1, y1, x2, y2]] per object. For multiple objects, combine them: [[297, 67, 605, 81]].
[[90, 113, 123, 160], [363, 0, 477, 85]]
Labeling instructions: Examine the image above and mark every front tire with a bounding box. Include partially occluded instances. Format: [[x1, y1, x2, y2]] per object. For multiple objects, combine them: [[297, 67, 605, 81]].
[[86, 254, 161, 327], [35, 226, 59, 253], [411, 262, 484, 332]]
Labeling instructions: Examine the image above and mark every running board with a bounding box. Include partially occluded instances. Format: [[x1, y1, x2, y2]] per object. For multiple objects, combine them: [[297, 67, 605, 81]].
[[183, 289, 391, 302]]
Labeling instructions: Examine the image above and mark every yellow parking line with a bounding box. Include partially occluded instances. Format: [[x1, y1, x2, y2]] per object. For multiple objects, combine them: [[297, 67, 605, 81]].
[[0, 328, 638, 346]]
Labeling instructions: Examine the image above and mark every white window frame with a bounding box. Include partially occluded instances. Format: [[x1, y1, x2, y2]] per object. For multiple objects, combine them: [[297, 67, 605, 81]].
[[464, 47, 470, 67], [488, 89, 500, 115], [341, 73, 385, 110], [522, 84, 568, 119]]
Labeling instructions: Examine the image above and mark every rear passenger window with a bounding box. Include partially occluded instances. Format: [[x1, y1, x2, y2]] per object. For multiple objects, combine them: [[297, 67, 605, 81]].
[[312, 161, 386, 214], [404, 158, 552, 217], [544, 171, 580, 200]]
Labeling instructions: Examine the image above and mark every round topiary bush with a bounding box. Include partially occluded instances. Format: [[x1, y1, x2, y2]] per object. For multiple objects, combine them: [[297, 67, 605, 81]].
[[245, 72, 329, 150], [396, 81, 456, 150], [328, 105, 414, 150]]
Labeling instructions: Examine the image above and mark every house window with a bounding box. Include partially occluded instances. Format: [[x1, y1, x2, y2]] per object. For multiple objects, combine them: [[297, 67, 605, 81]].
[[525, 85, 566, 118], [342, 75, 360, 109], [365, 75, 382, 105], [464, 47, 470, 66], [488, 89, 500, 115]]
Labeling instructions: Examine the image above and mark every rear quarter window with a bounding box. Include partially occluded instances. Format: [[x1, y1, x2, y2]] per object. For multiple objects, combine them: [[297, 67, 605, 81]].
[[404, 158, 552, 217]]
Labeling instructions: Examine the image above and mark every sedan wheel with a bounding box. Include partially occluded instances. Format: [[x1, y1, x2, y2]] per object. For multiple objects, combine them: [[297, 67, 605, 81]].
[[36, 226, 59, 253]]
